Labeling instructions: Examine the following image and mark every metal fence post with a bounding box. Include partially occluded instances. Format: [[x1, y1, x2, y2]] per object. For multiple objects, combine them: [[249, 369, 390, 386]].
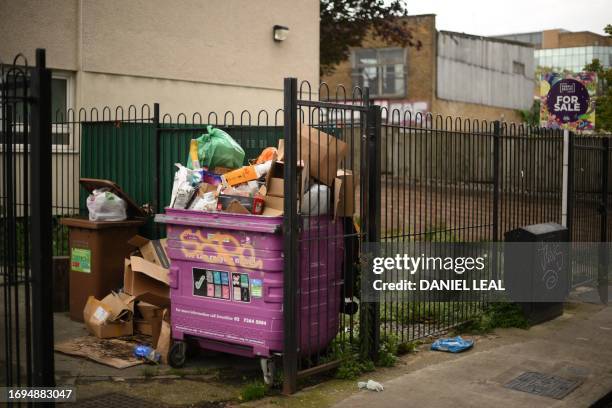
[[282, 77, 298, 395], [153, 103, 161, 214], [360, 104, 381, 361], [567, 132, 575, 240], [562, 129, 570, 228], [30, 48, 55, 387], [492, 121, 500, 242], [599, 137, 609, 304]]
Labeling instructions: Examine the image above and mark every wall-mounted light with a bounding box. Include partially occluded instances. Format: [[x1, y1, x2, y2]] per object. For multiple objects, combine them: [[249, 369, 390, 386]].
[[273, 25, 289, 42]]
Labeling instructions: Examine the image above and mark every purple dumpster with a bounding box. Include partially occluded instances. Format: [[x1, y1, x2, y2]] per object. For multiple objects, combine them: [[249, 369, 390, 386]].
[[155, 208, 343, 383]]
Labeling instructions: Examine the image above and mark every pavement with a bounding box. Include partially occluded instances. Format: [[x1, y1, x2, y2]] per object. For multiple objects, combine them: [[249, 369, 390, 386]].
[[246, 300, 612, 408], [332, 302, 612, 408]]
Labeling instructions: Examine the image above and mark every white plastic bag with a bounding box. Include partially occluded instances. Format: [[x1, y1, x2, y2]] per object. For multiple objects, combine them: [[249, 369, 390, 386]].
[[357, 380, 384, 392], [86, 188, 127, 221], [300, 184, 330, 215]]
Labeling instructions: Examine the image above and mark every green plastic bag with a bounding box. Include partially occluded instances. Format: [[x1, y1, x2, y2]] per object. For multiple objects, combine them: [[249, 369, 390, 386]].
[[187, 125, 245, 170]]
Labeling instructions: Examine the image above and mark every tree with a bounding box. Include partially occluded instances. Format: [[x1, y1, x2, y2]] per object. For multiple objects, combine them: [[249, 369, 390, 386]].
[[583, 26, 612, 131], [320, 0, 421, 75]]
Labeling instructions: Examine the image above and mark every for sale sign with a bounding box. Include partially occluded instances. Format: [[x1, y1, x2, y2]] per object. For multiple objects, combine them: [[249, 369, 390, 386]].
[[540, 72, 596, 131]]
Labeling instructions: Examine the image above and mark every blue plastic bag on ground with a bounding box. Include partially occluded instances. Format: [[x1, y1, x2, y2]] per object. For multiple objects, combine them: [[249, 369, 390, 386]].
[[431, 336, 473, 353]]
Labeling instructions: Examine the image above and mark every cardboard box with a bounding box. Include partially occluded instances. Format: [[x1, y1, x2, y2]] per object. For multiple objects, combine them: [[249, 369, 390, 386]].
[[134, 301, 164, 346], [217, 194, 264, 214], [299, 125, 347, 186], [127, 236, 170, 269], [334, 169, 355, 218], [262, 195, 284, 216], [263, 160, 309, 216], [125, 257, 170, 308], [83, 292, 135, 339]]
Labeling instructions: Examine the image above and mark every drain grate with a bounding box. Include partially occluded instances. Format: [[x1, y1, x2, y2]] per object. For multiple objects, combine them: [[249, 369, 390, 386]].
[[74, 392, 166, 407], [504, 372, 582, 400]]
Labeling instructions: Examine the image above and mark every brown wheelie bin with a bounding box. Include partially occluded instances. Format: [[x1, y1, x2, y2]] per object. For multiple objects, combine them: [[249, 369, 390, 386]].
[[61, 179, 146, 321]]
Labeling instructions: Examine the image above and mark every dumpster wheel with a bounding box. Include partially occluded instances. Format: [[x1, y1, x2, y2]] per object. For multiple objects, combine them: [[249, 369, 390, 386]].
[[169, 341, 187, 368], [260, 358, 275, 385]]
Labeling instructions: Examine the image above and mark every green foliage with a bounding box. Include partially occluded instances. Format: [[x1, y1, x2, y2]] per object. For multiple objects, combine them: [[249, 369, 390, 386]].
[[397, 341, 419, 355], [336, 357, 375, 380], [239, 381, 266, 402], [584, 57, 612, 132], [320, 0, 420, 75], [518, 99, 541, 126], [376, 334, 398, 367], [456, 303, 530, 334]]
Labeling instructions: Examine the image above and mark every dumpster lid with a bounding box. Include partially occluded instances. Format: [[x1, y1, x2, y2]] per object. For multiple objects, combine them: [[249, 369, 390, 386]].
[[155, 209, 282, 234], [80, 178, 147, 218]]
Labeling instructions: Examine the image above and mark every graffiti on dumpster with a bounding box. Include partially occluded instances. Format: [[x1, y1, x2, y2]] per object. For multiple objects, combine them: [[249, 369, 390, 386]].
[[178, 229, 264, 270]]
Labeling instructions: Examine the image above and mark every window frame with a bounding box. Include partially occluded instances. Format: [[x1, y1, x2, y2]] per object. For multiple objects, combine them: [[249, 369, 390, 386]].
[[351, 47, 407, 98], [1, 69, 76, 152]]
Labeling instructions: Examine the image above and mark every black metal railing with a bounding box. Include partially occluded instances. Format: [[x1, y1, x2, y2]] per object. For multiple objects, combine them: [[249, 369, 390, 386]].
[[3, 56, 611, 395], [1, 49, 55, 389]]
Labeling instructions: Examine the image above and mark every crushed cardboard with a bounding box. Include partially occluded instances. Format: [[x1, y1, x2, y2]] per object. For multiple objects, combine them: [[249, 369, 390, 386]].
[[54, 336, 146, 369], [127, 235, 170, 269], [135, 301, 164, 347], [83, 293, 135, 339], [262, 160, 309, 217], [125, 257, 170, 308]]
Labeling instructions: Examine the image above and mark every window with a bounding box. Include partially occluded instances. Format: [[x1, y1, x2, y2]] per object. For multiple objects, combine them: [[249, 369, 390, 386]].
[[352, 48, 406, 97], [1, 70, 73, 146], [512, 61, 525, 75]]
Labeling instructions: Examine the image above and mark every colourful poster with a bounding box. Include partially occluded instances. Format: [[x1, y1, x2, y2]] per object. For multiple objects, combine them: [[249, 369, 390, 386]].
[[540, 72, 597, 131]]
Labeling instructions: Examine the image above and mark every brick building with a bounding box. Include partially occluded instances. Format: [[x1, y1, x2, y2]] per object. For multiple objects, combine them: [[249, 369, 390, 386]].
[[322, 14, 535, 122]]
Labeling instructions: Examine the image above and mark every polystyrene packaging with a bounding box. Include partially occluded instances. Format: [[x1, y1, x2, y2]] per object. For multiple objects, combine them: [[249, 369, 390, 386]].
[[86, 188, 127, 221]]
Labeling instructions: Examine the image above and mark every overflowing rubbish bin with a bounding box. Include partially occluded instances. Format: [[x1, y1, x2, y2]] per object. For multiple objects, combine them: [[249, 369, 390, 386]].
[[61, 179, 146, 321], [155, 208, 344, 383]]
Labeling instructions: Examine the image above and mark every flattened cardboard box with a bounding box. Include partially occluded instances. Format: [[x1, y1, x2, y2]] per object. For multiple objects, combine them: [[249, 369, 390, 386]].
[[298, 125, 347, 186], [83, 292, 135, 339]]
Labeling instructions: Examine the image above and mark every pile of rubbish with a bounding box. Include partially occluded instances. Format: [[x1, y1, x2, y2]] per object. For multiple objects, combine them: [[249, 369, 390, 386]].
[[57, 123, 357, 369], [80, 235, 172, 364], [169, 124, 355, 218]]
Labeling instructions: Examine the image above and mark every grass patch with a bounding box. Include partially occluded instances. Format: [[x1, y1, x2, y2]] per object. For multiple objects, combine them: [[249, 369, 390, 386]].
[[456, 303, 530, 334], [239, 381, 266, 402]]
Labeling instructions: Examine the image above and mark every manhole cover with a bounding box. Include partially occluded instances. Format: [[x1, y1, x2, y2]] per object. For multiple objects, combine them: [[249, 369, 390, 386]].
[[504, 372, 582, 400], [74, 392, 166, 407]]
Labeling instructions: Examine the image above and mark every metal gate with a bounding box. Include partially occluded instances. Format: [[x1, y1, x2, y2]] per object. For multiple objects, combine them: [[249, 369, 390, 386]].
[[281, 78, 378, 393], [570, 135, 611, 299], [1, 49, 55, 388]]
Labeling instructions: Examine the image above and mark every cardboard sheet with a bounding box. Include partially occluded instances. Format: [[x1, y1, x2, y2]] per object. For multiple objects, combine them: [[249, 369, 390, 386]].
[[54, 336, 145, 369]]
